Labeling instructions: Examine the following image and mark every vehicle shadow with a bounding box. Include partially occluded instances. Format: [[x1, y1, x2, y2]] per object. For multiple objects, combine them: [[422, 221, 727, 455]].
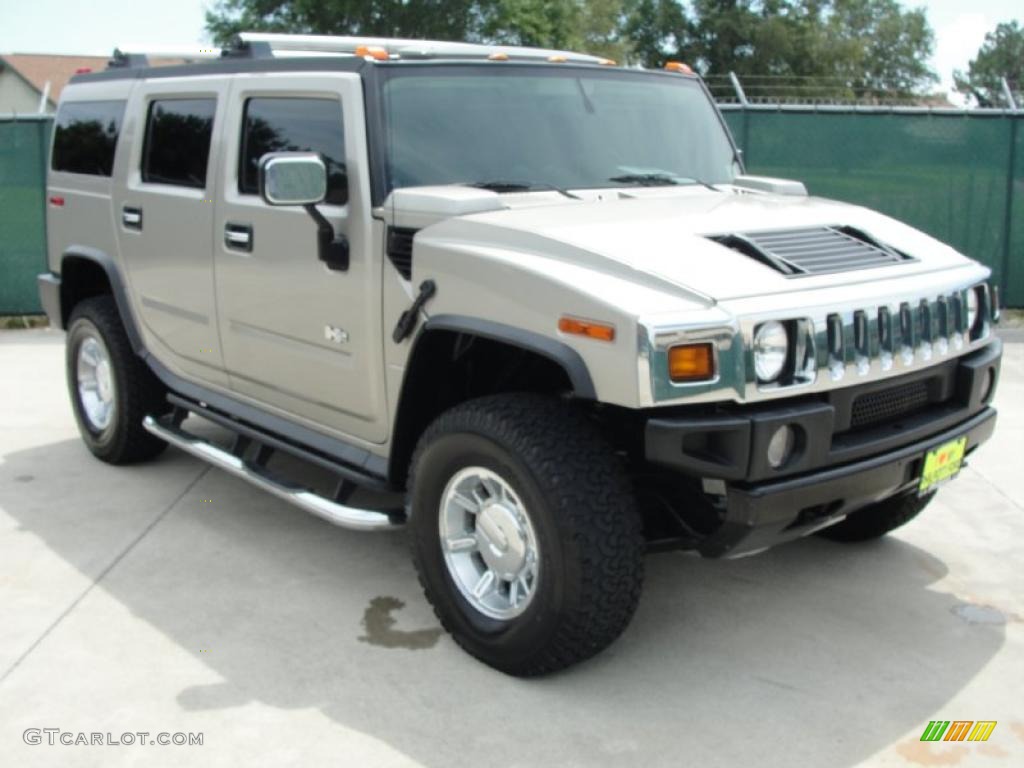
[[0, 435, 1006, 767]]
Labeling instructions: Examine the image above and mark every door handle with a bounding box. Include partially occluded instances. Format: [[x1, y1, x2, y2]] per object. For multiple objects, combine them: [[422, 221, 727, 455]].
[[122, 206, 143, 230], [225, 223, 253, 252]]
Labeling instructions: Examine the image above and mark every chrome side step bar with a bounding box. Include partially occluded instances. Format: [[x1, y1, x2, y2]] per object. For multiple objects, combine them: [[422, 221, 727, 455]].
[[142, 415, 404, 532]]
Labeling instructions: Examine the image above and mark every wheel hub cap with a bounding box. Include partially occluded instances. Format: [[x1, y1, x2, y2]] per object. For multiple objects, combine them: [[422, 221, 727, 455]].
[[76, 335, 115, 431], [476, 503, 527, 578], [439, 467, 539, 620]]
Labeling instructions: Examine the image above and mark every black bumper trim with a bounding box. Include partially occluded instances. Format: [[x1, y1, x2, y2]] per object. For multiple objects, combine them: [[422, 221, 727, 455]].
[[37, 272, 62, 327], [700, 407, 997, 558]]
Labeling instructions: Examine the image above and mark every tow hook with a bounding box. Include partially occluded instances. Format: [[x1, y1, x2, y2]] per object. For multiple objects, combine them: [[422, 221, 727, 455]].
[[392, 280, 437, 343]]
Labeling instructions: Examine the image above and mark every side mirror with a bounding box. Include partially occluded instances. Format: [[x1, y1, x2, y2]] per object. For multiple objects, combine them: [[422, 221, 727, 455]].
[[257, 152, 349, 271], [258, 152, 327, 206]]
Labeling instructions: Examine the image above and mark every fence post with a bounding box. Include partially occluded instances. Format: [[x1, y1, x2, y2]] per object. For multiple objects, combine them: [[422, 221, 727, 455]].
[[1002, 114, 1018, 306], [1001, 77, 1018, 110], [729, 72, 751, 163]]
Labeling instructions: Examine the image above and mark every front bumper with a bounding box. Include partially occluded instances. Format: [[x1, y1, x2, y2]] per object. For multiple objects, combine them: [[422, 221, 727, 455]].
[[643, 341, 1002, 557], [702, 407, 995, 557]]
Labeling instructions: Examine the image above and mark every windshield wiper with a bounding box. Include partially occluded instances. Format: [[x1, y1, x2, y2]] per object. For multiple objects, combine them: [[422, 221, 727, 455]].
[[466, 180, 581, 200], [608, 173, 720, 192]]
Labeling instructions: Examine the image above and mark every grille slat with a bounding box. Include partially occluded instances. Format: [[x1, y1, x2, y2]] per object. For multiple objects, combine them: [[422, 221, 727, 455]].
[[710, 225, 912, 276]]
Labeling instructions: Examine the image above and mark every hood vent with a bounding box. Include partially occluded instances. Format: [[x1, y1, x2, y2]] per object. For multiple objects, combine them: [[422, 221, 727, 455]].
[[387, 227, 417, 280], [709, 225, 913, 277]]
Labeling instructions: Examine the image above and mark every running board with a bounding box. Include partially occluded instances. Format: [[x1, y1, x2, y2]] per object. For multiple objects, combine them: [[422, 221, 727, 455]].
[[142, 415, 404, 532]]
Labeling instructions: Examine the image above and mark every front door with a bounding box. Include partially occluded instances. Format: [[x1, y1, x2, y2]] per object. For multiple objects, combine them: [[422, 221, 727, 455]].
[[213, 74, 387, 443]]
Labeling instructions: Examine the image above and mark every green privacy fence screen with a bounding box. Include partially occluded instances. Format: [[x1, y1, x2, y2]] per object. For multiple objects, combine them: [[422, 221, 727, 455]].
[[0, 116, 51, 315], [1, 110, 1022, 313], [722, 107, 1023, 306]]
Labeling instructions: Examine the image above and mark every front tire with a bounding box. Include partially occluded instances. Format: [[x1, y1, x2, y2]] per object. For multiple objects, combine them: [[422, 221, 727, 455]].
[[816, 491, 934, 542], [409, 394, 645, 676], [66, 296, 168, 464]]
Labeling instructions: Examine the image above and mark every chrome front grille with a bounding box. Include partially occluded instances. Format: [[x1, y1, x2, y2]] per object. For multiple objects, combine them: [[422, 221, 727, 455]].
[[766, 283, 996, 403], [821, 291, 973, 384]]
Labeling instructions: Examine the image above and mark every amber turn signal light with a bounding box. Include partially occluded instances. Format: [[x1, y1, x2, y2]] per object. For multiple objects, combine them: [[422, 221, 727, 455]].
[[668, 343, 715, 382], [558, 316, 615, 342]]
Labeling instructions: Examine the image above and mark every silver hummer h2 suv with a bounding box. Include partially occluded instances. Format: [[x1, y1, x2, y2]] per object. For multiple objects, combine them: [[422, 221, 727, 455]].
[[39, 33, 1002, 676]]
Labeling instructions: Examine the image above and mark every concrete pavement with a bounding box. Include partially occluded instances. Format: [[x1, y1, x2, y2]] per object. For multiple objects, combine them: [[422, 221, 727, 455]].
[[1, 328, 1022, 767]]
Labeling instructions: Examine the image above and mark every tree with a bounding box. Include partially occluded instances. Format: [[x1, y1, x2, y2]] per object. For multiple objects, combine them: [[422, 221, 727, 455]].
[[205, 0, 938, 99], [954, 21, 1024, 108], [623, 0, 689, 69], [205, 0, 489, 45], [480, 0, 584, 50]]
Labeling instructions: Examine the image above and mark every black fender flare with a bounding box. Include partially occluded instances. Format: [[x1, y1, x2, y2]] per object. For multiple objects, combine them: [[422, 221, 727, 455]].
[[58, 246, 146, 356], [422, 314, 597, 400], [386, 314, 597, 485]]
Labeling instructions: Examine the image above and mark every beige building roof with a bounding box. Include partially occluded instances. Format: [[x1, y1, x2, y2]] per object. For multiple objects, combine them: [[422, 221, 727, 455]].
[[0, 54, 111, 106]]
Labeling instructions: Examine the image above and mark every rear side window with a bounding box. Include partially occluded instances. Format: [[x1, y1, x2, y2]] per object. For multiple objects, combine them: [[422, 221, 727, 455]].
[[239, 97, 347, 205], [142, 98, 216, 188], [52, 100, 125, 176]]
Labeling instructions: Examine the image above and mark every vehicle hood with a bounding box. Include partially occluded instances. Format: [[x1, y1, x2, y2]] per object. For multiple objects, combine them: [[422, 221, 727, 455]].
[[439, 189, 981, 303]]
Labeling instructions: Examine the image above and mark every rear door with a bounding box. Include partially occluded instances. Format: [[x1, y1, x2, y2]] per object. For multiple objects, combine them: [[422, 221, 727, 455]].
[[114, 79, 230, 386], [213, 74, 387, 443]]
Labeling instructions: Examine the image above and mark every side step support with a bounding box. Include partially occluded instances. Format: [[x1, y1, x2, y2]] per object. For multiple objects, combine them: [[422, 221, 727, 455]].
[[142, 415, 403, 532]]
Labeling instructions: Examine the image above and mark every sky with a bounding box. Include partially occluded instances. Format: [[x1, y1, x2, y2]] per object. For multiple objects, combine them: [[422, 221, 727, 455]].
[[0, 0, 1020, 95]]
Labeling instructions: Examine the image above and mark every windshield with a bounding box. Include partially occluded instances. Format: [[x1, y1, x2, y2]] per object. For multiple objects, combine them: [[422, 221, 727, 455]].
[[380, 66, 738, 194]]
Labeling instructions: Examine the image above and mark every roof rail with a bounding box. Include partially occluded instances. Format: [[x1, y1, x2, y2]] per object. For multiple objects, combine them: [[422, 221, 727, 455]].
[[234, 32, 607, 64], [109, 43, 223, 69]]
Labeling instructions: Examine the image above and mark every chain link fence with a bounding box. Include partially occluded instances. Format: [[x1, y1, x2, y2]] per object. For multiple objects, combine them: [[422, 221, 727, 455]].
[[721, 105, 1023, 306], [0, 116, 51, 315], [1, 101, 1022, 314]]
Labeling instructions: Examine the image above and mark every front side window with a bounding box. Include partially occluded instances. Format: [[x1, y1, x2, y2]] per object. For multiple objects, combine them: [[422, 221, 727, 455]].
[[142, 98, 216, 188], [52, 100, 125, 176], [239, 97, 347, 205], [381, 67, 737, 193]]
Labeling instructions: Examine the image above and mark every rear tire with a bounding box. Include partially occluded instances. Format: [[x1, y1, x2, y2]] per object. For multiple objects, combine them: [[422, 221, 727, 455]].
[[816, 491, 934, 542], [408, 394, 645, 676], [66, 296, 168, 464]]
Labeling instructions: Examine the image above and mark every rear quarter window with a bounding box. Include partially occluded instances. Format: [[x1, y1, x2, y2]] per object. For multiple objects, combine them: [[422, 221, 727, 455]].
[[51, 100, 126, 176]]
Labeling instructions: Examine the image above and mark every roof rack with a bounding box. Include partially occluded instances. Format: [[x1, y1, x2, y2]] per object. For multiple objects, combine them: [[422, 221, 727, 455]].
[[108, 32, 610, 69]]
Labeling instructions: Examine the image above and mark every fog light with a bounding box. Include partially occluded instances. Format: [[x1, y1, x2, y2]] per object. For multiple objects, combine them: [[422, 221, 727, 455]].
[[767, 425, 796, 469]]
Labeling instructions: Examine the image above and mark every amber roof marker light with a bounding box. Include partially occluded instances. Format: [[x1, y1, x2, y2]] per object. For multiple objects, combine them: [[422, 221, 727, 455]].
[[558, 316, 616, 342], [355, 45, 389, 61], [664, 61, 694, 74]]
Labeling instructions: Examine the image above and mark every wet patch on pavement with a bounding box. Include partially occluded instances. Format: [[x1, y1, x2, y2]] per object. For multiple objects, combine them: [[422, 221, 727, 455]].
[[358, 596, 442, 650]]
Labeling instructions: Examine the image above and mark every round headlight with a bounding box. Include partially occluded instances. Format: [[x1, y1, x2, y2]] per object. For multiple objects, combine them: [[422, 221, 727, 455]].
[[754, 321, 789, 382], [966, 288, 979, 331]]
